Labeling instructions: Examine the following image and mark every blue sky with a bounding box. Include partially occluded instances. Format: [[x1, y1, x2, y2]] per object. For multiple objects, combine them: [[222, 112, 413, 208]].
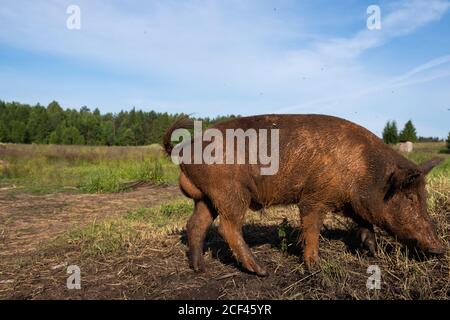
[[0, 0, 449, 137]]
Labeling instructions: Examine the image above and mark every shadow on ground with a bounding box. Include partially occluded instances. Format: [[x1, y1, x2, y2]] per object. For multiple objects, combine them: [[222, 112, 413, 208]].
[[178, 221, 373, 274]]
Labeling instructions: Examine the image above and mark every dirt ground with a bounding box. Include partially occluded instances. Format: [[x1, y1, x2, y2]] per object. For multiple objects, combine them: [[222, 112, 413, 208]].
[[0, 185, 449, 300], [0, 185, 180, 258]]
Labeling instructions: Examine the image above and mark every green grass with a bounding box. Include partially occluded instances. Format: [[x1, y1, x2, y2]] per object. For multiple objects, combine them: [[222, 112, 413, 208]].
[[54, 198, 193, 258], [0, 144, 179, 193], [63, 220, 140, 258], [402, 143, 450, 207], [124, 198, 193, 227], [77, 159, 169, 193], [395, 142, 450, 178]]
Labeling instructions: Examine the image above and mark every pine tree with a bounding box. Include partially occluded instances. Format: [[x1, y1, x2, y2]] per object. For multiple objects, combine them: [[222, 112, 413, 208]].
[[26, 106, 49, 143], [101, 121, 115, 146], [48, 131, 59, 144], [61, 126, 84, 145], [47, 101, 64, 132], [382, 121, 398, 144], [399, 120, 418, 142], [118, 128, 135, 146], [0, 121, 8, 142], [10, 121, 26, 143]]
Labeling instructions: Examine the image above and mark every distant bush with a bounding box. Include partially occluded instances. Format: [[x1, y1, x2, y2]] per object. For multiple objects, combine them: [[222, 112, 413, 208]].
[[447, 132, 450, 152], [417, 136, 442, 143]]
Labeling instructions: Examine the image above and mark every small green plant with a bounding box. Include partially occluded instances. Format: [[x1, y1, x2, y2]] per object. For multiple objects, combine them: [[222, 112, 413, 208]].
[[79, 168, 122, 193], [135, 159, 165, 184], [278, 218, 290, 254]]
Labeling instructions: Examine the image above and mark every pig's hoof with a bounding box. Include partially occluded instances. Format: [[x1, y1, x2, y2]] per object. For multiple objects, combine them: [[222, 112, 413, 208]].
[[193, 265, 206, 273], [304, 254, 321, 271], [254, 265, 268, 277], [357, 228, 377, 256], [190, 257, 206, 273], [365, 241, 376, 256], [245, 262, 268, 277]]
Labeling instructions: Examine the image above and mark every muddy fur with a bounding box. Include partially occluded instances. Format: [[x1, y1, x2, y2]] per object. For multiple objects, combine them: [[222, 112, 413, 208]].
[[164, 114, 444, 276]]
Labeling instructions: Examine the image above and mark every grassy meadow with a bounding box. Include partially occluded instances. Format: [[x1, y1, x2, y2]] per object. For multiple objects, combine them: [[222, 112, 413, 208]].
[[0, 141, 449, 299], [0, 143, 179, 193]]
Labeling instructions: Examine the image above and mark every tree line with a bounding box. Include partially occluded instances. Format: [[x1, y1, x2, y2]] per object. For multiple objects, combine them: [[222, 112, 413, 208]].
[[382, 120, 446, 144], [0, 100, 238, 146], [1, 100, 448, 151]]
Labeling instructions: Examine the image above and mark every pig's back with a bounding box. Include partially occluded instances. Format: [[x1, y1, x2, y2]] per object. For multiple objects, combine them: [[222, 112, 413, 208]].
[[212, 114, 398, 206]]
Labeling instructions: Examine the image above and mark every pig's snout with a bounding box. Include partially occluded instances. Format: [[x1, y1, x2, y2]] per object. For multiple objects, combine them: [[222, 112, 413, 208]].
[[417, 237, 445, 257], [406, 216, 445, 257], [423, 243, 445, 256]]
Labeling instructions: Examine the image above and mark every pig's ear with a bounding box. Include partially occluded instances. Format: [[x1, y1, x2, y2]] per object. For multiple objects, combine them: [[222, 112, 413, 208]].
[[384, 167, 421, 200], [420, 157, 443, 175], [396, 167, 422, 187]]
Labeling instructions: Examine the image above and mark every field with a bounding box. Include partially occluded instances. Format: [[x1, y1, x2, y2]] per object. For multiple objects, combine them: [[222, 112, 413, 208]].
[[0, 142, 449, 299]]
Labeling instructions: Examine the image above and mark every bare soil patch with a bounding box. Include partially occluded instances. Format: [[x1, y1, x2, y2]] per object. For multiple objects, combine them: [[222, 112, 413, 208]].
[[0, 185, 180, 258]]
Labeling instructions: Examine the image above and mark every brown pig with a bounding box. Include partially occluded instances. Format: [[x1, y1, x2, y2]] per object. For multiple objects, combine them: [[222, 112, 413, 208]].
[[163, 114, 444, 276]]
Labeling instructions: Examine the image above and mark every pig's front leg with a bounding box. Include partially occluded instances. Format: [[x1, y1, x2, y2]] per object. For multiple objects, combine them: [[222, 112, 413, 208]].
[[351, 214, 377, 255], [299, 203, 326, 270]]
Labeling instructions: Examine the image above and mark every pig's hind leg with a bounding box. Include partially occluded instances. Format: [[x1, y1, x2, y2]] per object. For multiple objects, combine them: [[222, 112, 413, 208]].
[[186, 199, 217, 272], [214, 192, 268, 276]]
